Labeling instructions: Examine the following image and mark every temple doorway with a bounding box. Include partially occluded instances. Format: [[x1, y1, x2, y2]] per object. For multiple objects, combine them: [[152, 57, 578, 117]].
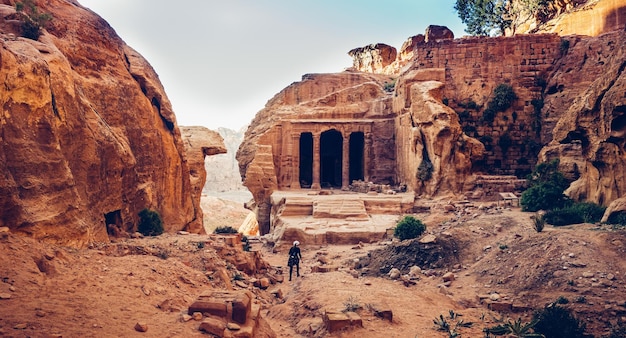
[[299, 132, 313, 188], [349, 132, 364, 183], [320, 129, 343, 188]]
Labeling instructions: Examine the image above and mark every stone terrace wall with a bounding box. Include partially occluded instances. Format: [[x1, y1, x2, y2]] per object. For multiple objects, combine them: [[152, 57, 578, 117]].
[[405, 34, 563, 175]]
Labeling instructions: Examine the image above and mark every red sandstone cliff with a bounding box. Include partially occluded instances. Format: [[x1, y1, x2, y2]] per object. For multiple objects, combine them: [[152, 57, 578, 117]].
[[0, 0, 200, 246], [514, 0, 626, 37]]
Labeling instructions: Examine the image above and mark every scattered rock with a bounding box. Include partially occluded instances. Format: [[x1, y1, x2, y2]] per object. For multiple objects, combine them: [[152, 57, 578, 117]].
[[489, 293, 501, 301], [442, 272, 455, 282], [192, 312, 203, 321], [419, 234, 437, 244], [199, 317, 226, 336], [583, 272, 595, 278], [388, 268, 401, 279], [134, 322, 148, 332], [409, 266, 422, 277], [227, 322, 241, 330]]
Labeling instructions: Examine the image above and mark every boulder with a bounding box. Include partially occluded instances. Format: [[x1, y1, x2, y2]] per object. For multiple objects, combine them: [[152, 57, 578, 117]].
[[425, 25, 454, 43]]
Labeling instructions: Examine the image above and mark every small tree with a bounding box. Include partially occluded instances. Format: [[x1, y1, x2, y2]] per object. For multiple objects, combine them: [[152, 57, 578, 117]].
[[454, 0, 512, 36], [520, 159, 571, 212], [137, 209, 164, 236], [15, 0, 52, 40], [394, 216, 426, 241]]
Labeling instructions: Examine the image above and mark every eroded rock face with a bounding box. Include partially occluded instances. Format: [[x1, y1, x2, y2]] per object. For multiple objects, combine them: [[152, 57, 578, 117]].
[[180, 126, 227, 234], [515, 0, 626, 36], [348, 43, 397, 74], [540, 30, 626, 206], [0, 0, 195, 246], [393, 71, 484, 196]]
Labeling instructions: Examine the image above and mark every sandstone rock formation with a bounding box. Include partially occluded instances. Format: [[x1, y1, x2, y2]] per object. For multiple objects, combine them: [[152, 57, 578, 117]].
[[539, 30, 626, 206], [425, 24, 454, 43], [180, 126, 227, 233], [514, 0, 626, 36], [238, 20, 626, 235], [203, 127, 249, 194], [347, 43, 397, 74], [0, 0, 197, 246]]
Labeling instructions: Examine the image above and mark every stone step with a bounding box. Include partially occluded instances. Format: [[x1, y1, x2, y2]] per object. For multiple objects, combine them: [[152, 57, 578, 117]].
[[312, 199, 368, 220]]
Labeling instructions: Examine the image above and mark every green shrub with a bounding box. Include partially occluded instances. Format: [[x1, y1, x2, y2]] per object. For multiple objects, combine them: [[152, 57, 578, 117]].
[[214, 226, 238, 234], [490, 84, 517, 111], [383, 80, 395, 92], [521, 159, 571, 212], [417, 157, 434, 182], [606, 211, 626, 226], [531, 213, 546, 232], [394, 216, 426, 241], [544, 202, 606, 226], [137, 209, 164, 236], [533, 305, 587, 338], [15, 0, 52, 40]]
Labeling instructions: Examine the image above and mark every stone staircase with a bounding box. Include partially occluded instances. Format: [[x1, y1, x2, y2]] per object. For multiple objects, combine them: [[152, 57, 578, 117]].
[[312, 198, 369, 220]]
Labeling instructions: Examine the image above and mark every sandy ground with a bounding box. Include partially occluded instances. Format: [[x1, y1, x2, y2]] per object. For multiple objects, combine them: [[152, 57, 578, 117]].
[[1, 207, 626, 337]]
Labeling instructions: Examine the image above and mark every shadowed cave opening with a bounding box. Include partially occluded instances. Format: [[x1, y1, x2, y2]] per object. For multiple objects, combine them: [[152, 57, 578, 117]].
[[320, 129, 342, 188], [299, 132, 313, 188], [105, 210, 122, 237], [349, 132, 364, 183]]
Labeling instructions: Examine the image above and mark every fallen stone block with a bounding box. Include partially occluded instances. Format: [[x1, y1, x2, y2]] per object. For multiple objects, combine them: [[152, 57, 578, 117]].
[[231, 292, 252, 324], [199, 316, 226, 337], [311, 265, 339, 273], [188, 297, 228, 317], [324, 312, 351, 333], [489, 301, 513, 312], [324, 311, 363, 333]]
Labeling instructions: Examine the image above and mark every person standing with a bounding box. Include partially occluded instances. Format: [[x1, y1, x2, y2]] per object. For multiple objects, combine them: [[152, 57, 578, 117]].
[[287, 241, 302, 281]]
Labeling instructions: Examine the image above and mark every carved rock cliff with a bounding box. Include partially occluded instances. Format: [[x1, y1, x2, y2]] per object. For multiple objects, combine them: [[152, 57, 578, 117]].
[[238, 20, 626, 231], [0, 0, 198, 246]]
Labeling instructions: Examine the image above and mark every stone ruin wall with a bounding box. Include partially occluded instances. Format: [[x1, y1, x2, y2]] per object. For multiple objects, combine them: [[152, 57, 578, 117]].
[[403, 34, 563, 177]]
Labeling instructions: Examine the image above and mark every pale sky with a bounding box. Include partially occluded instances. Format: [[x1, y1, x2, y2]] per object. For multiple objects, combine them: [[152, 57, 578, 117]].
[[78, 1, 466, 130]]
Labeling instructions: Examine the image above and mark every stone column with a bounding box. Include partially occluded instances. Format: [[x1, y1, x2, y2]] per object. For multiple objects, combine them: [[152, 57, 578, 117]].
[[311, 132, 321, 190], [364, 132, 372, 182], [342, 132, 350, 189], [291, 133, 301, 189]]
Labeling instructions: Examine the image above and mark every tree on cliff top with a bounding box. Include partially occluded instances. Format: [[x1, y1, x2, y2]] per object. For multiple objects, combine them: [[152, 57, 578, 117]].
[[454, 0, 512, 36], [455, 0, 570, 36]]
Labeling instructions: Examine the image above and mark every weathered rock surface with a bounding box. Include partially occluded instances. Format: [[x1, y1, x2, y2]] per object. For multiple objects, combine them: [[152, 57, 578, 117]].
[[515, 0, 626, 37], [0, 0, 194, 246], [348, 43, 397, 74], [540, 30, 626, 206], [180, 126, 226, 233], [203, 127, 249, 194]]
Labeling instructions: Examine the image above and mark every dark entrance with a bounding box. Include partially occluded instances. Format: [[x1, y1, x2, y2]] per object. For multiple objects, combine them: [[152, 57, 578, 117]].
[[320, 129, 343, 188], [299, 132, 313, 188], [105, 210, 122, 237], [349, 132, 364, 183]]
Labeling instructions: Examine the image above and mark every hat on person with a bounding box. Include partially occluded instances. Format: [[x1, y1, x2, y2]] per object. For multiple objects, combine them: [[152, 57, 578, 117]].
[[293, 241, 300, 246]]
